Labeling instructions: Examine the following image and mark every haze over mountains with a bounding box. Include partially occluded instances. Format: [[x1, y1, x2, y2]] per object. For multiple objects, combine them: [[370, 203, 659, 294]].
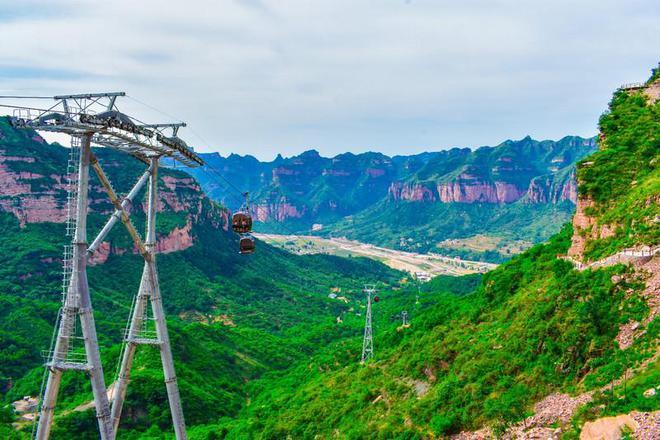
[[189, 135, 597, 261]]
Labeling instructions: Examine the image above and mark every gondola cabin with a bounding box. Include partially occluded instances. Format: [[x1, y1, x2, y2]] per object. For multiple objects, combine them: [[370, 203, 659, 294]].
[[232, 212, 253, 234], [239, 236, 255, 254], [373, 295, 379, 303]]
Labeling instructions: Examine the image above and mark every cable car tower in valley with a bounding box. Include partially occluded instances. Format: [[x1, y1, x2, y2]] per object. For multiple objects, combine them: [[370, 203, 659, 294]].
[[361, 284, 377, 363], [7, 92, 203, 440]]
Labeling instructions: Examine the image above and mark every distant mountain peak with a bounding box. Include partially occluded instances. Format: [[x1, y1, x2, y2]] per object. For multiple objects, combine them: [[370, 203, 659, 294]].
[[300, 149, 321, 158]]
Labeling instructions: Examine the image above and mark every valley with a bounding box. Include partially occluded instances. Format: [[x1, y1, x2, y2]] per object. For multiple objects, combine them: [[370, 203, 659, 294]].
[[0, 65, 657, 440], [189, 136, 596, 262], [255, 233, 497, 277]]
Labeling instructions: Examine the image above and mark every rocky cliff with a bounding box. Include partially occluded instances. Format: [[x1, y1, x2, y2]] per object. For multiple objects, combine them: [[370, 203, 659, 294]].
[[0, 117, 229, 264], [387, 136, 594, 205], [190, 136, 596, 229], [568, 74, 659, 262]]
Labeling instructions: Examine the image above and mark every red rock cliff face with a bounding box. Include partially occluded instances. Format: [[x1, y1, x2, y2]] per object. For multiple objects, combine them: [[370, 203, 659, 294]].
[[567, 195, 616, 260], [0, 149, 229, 261], [526, 172, 578, 204], [436, 180, 524, 203], [388, 174, 577, 205], [0, 153, 69, 225], [389, 179, 527, 204], [388, 182, 437, 201], [255, 199, 305, 222]]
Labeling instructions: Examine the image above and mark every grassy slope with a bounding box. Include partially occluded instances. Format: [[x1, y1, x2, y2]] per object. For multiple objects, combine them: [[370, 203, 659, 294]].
[[209, 225, 655, 439], [186, 73, 658, 439]]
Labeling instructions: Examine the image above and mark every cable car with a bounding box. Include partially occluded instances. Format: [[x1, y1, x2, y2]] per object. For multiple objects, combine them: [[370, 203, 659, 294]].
[[239, 236, 255, 254], [373, 295, 380, 303], [232, 212, 252, 234], [233, 192, 253, 234]]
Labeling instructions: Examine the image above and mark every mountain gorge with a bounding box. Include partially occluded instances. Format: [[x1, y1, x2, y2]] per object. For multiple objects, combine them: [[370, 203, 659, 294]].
[[0, 70, 657, 440], [207, 69, 659, 440], [0, 117, 403, 439], [189, 136, 596, 261]]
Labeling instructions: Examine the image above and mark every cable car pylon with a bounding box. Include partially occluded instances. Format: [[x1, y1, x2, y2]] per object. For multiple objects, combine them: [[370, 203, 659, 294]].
[[361, 284, 376, 363], [3, 93, 202, 440]]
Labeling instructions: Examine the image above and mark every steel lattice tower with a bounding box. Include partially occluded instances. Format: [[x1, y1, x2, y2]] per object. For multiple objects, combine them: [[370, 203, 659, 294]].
[[402, 311, 409, 326], [7, 93, 202, 440], [361, 284, 376, 363]]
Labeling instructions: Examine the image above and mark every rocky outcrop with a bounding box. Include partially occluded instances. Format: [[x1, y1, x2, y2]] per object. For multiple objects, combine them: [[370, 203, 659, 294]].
[[156, 221, 194, 254], [436, 180, 524, 203], [254, 200, 304, 222], [526, 172, 578, 204], [388, 177, 577, 205], [0, 155, 68, 225], [567, 196, 616, 259], [388, 166, 579, 205], [388, 182, 437, 201]]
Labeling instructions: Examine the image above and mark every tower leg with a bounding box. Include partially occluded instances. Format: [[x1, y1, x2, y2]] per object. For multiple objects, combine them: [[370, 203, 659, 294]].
[[77, 247, 114, 440], [36, 135, 114, 440], [148, 261, 187, 439], [110, 265, 149, 432], [110, 158, 187, 439], [145, 159, 187, 440]]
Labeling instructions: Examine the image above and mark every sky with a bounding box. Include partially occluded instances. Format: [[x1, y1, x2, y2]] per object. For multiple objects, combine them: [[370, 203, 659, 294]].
[[0, 0, 658, 160]]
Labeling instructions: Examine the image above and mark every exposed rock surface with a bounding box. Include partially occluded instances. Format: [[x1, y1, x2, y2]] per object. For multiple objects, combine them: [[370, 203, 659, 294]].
[[191, 136, 596, 223], [580, 414, 637, 440], [0, 131, 229, 259], [580, 411, 659, 440]]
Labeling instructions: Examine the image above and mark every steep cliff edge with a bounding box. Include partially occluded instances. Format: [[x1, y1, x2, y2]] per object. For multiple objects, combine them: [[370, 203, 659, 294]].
[[568, 75, 659, 261], [387, 136, 594, 205]]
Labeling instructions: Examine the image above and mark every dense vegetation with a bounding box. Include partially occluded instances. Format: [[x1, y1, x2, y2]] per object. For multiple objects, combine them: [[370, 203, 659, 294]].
[[204, 225, 656, 438], [577, 74, 659, 260], [0, 70, 657, 439]]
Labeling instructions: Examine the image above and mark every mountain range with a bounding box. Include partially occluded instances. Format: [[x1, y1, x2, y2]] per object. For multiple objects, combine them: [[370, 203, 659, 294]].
[[188, 135, 597, 261], [0, 68, 657, 439]]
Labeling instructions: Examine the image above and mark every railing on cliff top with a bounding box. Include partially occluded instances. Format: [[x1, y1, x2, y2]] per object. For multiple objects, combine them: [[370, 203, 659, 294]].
[[619, 82, 646, 91], [559, 246, 659, 271]]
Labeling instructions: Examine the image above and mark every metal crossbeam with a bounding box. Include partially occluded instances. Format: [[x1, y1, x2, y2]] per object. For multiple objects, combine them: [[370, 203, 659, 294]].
[[10, 92, 204, 167], [89, 154, 150, 260], [88, 164, 154, 254]]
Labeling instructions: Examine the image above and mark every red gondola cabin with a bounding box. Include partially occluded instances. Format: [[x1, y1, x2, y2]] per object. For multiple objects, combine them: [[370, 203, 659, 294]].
[[232, 212, 253, 234], [239, 236, 255, 254]]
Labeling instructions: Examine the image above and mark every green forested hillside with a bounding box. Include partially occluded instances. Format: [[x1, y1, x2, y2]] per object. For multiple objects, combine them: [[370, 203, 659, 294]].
[[0, 123, 403, 439], [206, 225, 655, 439], [193, 69, 659, 439], [1, 70, 657, 440]]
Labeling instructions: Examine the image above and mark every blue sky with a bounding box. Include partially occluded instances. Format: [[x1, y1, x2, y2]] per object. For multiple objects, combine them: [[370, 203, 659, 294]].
[[0, 0, 658, 159]]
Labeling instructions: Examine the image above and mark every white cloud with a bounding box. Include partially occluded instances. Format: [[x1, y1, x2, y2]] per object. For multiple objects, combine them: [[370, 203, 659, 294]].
[[0, 0, 657, 159]]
